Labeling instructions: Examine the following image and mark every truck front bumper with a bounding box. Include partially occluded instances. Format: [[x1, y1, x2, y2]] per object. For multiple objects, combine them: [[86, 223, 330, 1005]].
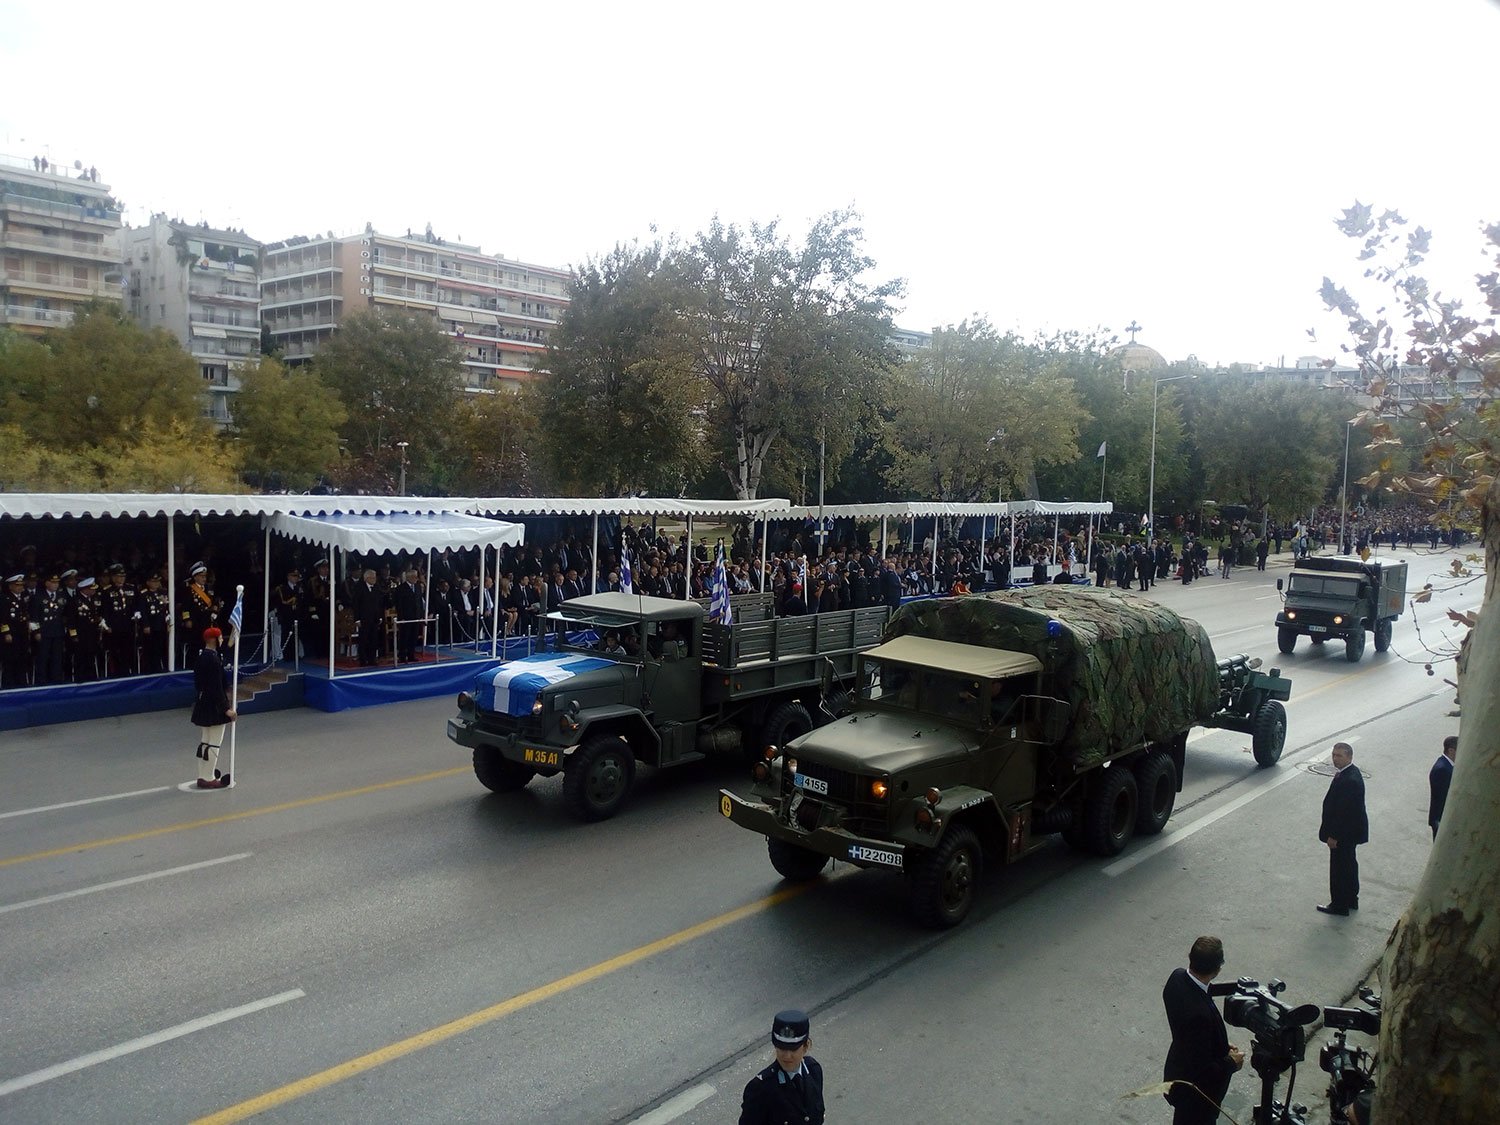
[[447, 717, 568, 770], [1276, 612, 1353, 640], [718, 789, 907, 872]]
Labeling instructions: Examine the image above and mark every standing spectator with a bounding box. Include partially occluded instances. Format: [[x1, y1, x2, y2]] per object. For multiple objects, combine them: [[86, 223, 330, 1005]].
[[30, 573, 66, 685], [1256, 538, 1269, 571], [136, 572, 170, 675], [66, 577, 104, 682], [190, 627, 234, 789], [274, 567, 303, 661], [180, 562, 219, 667], [393, 569, 425, 662], [1428, 735, 1457, 839], [351, 569, 388, 666], [303, 559, 331, 661], [101, 564, 136, 676], [738, 1009, 825, 1125], [1317, 742, 1368, 915], [879, 560, 902, 611], [2, 573, 29, 688], [1162, 935, 1245, 1124]]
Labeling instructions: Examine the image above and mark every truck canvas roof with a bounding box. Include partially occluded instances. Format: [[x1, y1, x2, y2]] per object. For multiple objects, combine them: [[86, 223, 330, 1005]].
[[864, 635, 1043, 679], [555, 592, 706, 623], [1298, 555, 1402, 575]]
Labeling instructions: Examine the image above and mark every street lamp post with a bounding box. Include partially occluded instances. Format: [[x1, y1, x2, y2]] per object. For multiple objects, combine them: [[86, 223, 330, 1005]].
[[397, 441, 409, 496], [1147, 373, 1195, 539]]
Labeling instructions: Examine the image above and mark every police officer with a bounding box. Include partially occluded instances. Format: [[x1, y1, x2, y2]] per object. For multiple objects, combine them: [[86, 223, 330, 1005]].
[[101, 564, 137, 677], [66, 576, 105, 682], [303, 559, 330, 661], [135, 572, 170, 675], [1, 573, 29, 689], [739, 1009, 825, 1125]]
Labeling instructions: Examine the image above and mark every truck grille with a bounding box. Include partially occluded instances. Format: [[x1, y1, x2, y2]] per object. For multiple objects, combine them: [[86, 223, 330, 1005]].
[[793, 762, 858, 802]]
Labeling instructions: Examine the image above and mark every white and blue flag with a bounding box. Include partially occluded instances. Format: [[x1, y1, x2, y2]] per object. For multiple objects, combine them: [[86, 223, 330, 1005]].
[[476, 652, 616, 717], [709, 545, 732, 625], [227, 588, 244, 635], [619, 549, 633, 595]]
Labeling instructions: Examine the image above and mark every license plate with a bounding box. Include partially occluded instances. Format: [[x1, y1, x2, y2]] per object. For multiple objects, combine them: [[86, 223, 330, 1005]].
[[446, 720, 461, 740], [1308, 625, 1327, 633], [522, 747, 561, 767], [794, 773, 828, 795]]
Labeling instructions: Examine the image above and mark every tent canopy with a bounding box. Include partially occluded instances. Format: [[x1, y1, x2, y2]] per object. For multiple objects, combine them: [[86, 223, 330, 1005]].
[[778, 500, 1114, 520], [468, 497, 789, 518], [0, 493, 481, 521], [265, 511, 525, 555]]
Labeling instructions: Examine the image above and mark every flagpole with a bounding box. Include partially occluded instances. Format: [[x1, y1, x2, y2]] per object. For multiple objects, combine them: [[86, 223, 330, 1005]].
[[228, 584, 244, 788]]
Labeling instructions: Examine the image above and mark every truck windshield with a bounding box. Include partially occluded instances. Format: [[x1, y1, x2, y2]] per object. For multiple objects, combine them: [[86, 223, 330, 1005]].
[[862, 659, 984, 723], [1288, 574, 1362, 598]]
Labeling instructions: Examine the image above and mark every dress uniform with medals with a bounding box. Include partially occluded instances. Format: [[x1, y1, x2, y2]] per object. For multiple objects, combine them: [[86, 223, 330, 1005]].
[[135, 574, 170, 675], [181, 563, 219, 667], [101, 564, 137, 677], [1, 573, 29, 689], [274, 567, 302, 661], [739, 1009, 825, 1125], [303, 560, 330, 661], [66, 577, 105, 682], [29, 574, 67, 685]]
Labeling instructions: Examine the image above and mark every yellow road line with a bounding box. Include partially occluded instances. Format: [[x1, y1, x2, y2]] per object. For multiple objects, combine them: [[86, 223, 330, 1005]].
[[0, 767, 470, 869], [193, 884, 810, 1123]]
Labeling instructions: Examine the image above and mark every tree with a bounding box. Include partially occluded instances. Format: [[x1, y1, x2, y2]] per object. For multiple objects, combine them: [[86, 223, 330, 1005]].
[[1320, 210, 1499, 1122], [671, 210, 902, 499], [535, 242, 703, 495], [451, 387, 545, 496], [229, 356, 346, 490], [312, 309, 465, 493]]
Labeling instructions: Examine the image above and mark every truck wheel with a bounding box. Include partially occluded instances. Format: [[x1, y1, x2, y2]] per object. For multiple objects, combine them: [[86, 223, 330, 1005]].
[[1252, 701, 1287, 768], [1277, 627, 1297, 654], [767, 838, 829, 882], [1083, 767, 1138, 857], [473, 745, 536, 793], [562, 735, 636, 821], [1310, 636, 1325, 646], [908, 824, 982, 929], [761, 701, 813, 754], [1374, 619, 1393, 652], [1133, 752, 1176, 835], [1345, 626, 1366, 663]]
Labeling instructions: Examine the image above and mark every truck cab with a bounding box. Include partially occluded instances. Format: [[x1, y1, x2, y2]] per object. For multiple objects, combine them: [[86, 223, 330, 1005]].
[[1276, 555, 1406, 662]]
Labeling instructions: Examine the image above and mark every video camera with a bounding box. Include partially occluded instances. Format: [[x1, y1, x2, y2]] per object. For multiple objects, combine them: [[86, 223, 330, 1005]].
[[1221, 977, 1321, 1067], [1320, 987, 1381, 1125]]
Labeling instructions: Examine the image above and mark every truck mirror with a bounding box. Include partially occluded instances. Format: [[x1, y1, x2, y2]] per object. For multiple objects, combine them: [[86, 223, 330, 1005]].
[[568, 699, 580, 718], [1275, 578, 1283, 591]]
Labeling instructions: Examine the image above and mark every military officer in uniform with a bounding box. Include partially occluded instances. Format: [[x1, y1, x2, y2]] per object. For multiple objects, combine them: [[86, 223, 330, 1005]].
[[1, 573, 29, 689], [101, 564, 137, 677], [29, 573, 67, 685], [739, 1009, 825, 1125], [181, 562, 219, 668], [66, 576, 105, 682], [274, 566, 302, 661], [303, 559, 331, 661], [135, 572, 170, 675], [58, 568, 80, 679]]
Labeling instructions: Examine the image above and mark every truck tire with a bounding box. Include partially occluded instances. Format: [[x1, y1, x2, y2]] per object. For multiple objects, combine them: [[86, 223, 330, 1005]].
[[1277, 627, 1297, 654], [1374, 619, 1393, 652], [767, 838, 829, 882], [1083, 767, 1138, 857], [1252, 701, 1287, 768], [473, 745, 536, 793], [908, 824, 982, 929], [761, 701, 813, 754], [1133, 751, 1176, 835], [1345, 625, 1366, 663], [562, 734, 636, 821]]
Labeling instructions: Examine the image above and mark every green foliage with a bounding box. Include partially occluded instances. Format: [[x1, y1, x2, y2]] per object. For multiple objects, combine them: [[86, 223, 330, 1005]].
[[536, 242, 703, 495], [451, 387, 546, 496], [311, 309, 465, 493], [230, 356, 346, 490]]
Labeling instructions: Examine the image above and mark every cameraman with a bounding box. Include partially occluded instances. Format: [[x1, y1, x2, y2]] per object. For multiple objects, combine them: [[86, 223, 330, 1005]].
[[1163, 936, 1246, 1124]]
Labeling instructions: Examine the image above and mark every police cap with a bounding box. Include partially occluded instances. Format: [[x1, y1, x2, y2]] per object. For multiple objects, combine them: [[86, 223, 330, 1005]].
[[771, 1009, 810, 1048], [78, 577, 96, 590]]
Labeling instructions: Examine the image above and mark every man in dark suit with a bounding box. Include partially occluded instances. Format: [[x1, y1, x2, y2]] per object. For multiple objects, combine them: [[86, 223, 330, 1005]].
[[393, 569, 425, 663], [1162, 935, 1245, 1124], [351, 569, 388, 667], [879, 559, 902, 611], [1428, 735, 1457, 838], [1318, 742, 1369, 914]]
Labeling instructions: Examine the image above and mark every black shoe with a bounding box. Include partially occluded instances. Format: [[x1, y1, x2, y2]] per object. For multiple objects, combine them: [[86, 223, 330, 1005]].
[[1317, 903, 1350, 916], [214, 769, 222, 779], [1349, 902, 1359, 911], [219, 773, 231, 787]]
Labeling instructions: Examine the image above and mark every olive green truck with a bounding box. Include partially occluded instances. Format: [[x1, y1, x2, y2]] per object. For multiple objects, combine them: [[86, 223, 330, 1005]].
[[718, 586, 1293, 927], [446, 592, 889, 821]]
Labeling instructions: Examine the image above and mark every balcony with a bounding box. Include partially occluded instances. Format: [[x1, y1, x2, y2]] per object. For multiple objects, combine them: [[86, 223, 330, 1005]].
[[190, 281, 258, 303], [0, 191, 121, 227], [260, 287, 340, 311], [3, 268, 121, 297], [0, 227, 120, 262], [1, 303, 75, 327]]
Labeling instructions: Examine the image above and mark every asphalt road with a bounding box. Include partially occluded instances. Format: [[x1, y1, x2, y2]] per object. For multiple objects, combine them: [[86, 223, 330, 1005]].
[[0, 546, 1470, 1124]]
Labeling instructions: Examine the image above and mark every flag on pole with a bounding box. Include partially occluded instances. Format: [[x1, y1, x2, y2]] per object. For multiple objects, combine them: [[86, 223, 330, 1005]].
[[798, 555, 808, 595], [227, 584, 244, 788], [709, 545, 733, 625], [227, 586, 244, 636], [1096, 441, 1108, 458], [619, 550, 633, 595]]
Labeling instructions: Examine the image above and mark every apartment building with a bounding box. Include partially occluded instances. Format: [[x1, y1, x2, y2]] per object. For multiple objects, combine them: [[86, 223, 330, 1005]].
[[0, 155, 123, 336], [260, 225, 570, 391], [121, 216, 262, 424]]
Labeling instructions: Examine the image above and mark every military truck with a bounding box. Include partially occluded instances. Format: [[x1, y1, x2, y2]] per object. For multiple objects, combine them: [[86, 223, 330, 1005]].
[[446, 592, 889, 821], [718, 587, 1292, 928], [1274, 555, 1407, 663]]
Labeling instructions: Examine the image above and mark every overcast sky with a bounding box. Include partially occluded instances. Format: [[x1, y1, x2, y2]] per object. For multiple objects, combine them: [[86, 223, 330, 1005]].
[[3, 0, 1495, 367]]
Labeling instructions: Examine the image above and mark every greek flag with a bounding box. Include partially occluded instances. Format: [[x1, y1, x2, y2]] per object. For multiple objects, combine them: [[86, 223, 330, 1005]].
[[799, 555, 808, 595], [709, 545, 732, 625], [619, 550, 633, 594], [227, 588, 243, 634]]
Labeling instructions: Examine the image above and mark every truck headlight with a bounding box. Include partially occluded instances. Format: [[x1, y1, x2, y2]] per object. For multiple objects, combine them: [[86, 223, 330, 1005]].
[[1285, 611, 1297, 620], [456, 691, 474, 711], [871, 779, 889, 799], [531, 698, 544, 716], [1333, 615, 1344, 625]]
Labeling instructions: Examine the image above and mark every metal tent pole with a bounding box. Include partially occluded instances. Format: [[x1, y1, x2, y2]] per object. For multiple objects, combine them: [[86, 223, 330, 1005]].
[[166, 516, 177, 672], [327, 545, 337, 680], [262, 524, 272, 661], [476, 546, 486, 652], [759, 514, 768, 592], [590, 514, 598, 595]]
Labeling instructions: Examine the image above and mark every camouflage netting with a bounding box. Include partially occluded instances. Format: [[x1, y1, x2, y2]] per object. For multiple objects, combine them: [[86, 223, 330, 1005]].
[[886, 587, 1219, 767]]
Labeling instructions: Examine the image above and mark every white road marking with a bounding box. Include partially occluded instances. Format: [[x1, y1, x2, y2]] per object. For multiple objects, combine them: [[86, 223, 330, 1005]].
[[0, 989, 305, 1098], [1103, 766, 1309, 877], [631, 1084, 717, 1125], [1254, 594, 1279, 601], [0, 854, 251, 916], [1208, 624, 1263, 640], [0, 787, 170, 821]]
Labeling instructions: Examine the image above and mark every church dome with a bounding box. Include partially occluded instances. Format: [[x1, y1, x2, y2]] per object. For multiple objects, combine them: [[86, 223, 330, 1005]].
[[1111, 341, 1168, 372]]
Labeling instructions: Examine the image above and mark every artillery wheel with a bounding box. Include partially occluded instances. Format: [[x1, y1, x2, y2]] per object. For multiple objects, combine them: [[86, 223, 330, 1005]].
[[1083, 767, 1138, 857], [1345, 626, 1366, 663], [1252, 700, 1287, 768], [473, 745, 535, 793], [1374, 619, 1393, 652], [1133, 751, 1177, 835], [1277, 627, 1297, 654], [908, 824, 982, 929], [767, 838, 829, 882], [562, 734, 635, 821]]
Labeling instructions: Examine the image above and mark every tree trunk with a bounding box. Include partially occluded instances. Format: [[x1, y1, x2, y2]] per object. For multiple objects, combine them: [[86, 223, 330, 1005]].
[[1372, 475, 1500, 1123]]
